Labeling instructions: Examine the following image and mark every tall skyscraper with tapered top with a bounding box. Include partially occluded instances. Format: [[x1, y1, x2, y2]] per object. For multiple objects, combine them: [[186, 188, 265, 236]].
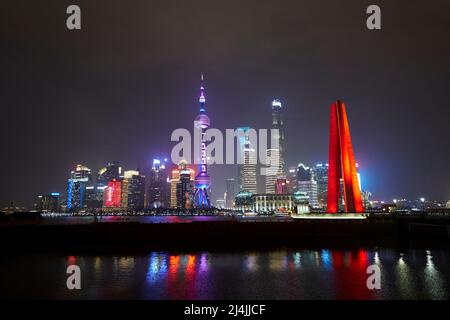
[[237, 127, 257, 194], [271, 99, 285, 175], [193, 74, 211, 207]]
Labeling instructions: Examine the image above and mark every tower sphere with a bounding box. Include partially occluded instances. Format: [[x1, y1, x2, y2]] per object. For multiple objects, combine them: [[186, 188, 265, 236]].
[[194, 113, 210, 129]]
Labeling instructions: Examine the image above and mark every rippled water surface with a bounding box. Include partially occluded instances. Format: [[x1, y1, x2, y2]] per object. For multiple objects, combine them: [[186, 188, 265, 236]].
[[1, 248, 449, 299]]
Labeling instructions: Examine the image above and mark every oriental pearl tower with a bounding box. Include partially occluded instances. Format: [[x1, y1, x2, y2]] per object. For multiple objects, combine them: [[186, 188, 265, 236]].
[[193, 73, 211, 207]]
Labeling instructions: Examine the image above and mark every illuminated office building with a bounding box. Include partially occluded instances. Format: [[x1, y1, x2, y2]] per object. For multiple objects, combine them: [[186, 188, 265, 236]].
[[170, 160, 195, 208], [297, 163, 319, 208], [265, 148, 282, 194], [293, 191, 310, 214], [170, 166, 180, 208], [312, 163, 328, 208], [275, 177, 288, 194], [122, 170, 146, 211], [237, 127, 257, 194], [271, 99, 285, 175], [95, 162, 122, 208], [103, 179, 122, 208], [177, 163, 195, 209], [67, 164, 92, 211], [148, 158, 169, 208], [97, 162, 122, 187], [36, 193, 60, 212], [234, 190, 254, 212], [225, 178, 238, 208], [286, 166, 299, 194]]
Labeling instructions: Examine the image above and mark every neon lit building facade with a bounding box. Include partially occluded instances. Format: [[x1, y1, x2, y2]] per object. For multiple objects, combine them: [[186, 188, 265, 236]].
[[193, 74, 211, 207], [103, 179, 122, 208], [327, 101, 364, 213], [66, 164, 92, 211]]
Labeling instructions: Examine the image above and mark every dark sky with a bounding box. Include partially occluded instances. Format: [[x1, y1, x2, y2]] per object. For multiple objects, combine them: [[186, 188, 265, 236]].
[[1, 0, 450, 207]]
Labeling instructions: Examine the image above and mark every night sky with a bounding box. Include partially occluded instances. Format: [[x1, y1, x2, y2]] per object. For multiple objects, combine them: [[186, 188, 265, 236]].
[[1, 0, 450, 207]]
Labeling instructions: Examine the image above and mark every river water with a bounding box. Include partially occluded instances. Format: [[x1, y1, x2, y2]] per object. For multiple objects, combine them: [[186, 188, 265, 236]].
[[1, 248, 449, 299]]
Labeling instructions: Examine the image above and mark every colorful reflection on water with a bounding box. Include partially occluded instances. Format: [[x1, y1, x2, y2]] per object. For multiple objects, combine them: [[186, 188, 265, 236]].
[[0, 248, 449, 299]]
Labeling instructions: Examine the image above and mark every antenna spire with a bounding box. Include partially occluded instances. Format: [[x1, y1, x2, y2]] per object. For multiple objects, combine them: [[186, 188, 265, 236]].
[[199, 73, 206, 108]]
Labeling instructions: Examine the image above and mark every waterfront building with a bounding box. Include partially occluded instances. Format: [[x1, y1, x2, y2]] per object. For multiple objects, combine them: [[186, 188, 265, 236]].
[[271, 99, 285, 175], [265, 148, 281, 194], [148, 158, 169, 208], [84, 185, 104, 210], [122, 170, 146, 211], [36, 193, 60, 212], [312, 163, 328, 208], [176, 162, 195, 209], [103, 179, 122, 209], [215, 199, 225, 209], [67, 164, 93, 211], [95, 162, 122, 208], [297, 163, 319, 208], [286, 166, 299, 194], [275, 177, 288, 194], [234, 190, 254, 212], [293, 191, 310, 214], [225, 178, 238, 208], [253, 194, 293, 213], [362, 190, 372, 209], [97, 162, 122, 187], [237, 127, 257, 194], [170, 166, 180, 208]]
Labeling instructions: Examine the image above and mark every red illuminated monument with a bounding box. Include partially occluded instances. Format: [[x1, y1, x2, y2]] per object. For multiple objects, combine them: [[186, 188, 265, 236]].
[[327, 101, 364, 213]]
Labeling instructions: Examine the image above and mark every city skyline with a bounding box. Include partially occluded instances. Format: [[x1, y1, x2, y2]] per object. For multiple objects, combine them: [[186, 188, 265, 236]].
[[2, 85, 450, 209], [2, 1, 450, 207]]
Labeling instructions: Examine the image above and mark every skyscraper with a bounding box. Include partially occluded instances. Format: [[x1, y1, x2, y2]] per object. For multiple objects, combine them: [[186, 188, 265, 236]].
[[67, 164, 92, 211], [265, 148, 280, 194], [275, 177, 288, 194], [148, 158, 169, 208], [286, 166, 299, 194], [237, 127, 257, 194], [297, 163, 319, 208], [177, 163, 195, 209], [312, 163, 328, 208], [97, 162, 122, 188], [170, 165, 181, 208], [36, 193, 60, 212], [170, 160, 195, 208], [122, 170, 146, 211], [225, 178, 238, 208], [193, 74, 211, 207], [271, 99, 285, 175], [103, 179, 122, 208], [327, 101, 364, 213], [95, 162, 122, 208]]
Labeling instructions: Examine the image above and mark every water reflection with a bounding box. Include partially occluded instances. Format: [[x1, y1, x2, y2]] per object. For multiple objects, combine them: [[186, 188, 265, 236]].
[[395, 252, 415, 299], [245, 254, 259, 272], [9, 248, 446, 299], [423, 250, 445, 299]]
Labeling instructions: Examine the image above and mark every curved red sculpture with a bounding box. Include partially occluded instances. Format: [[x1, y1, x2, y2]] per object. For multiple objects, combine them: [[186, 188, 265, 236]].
[[327, 101, 364, 213]]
